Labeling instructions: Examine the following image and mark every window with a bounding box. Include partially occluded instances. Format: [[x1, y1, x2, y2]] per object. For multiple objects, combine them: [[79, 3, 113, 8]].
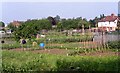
[[110, 27, 112, 30]]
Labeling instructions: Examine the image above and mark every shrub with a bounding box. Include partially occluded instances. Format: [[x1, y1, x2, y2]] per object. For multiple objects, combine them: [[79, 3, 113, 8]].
[[107, 41, 120, 49]]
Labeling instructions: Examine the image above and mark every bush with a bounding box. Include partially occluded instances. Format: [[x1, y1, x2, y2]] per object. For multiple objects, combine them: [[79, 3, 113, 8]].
[[107, 41, 120, 49]]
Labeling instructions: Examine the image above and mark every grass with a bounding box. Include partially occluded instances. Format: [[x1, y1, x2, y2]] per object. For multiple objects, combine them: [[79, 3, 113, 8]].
[[2, 31, 120, 72], [35, 31, 93, 44], [2, 42, 33, 50], [2, 50, 120, 72], [45, 42, 99, 49]]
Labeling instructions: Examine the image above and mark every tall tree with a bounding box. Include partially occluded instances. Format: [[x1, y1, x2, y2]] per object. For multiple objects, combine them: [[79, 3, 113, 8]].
[[54, 15, 60, 23], [117, 20, 120, 30], [100, 14, 105, 20], [0, 21, 5, 27], [47, 16, 56, 26], [57, 22, 63, 31], [78, 19, 90, 29], [14, 19, 52, 41], [7, 23, 17, 32], [89, 17, 99, 27]]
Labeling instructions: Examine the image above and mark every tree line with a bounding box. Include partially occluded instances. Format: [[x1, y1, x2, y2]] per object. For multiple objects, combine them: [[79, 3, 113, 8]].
[[3, 15, 105, 40]]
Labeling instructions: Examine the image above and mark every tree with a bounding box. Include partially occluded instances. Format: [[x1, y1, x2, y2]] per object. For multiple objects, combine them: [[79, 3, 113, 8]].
[[78, 19, 90, 29], [61, 18, 75, 29], [47, 16, 56, 26], [118, 14, 120, 17], [14, 19, 52, 41], [89, 17, 99, 27], [0, 21, 5, 27], [60, 17, 90, 30], [54, 15, 60, 23], [117, 20, 120, 30], [100, 14, 105, 19], [7, 23, 17, 32], [57, 22, 63, 31]]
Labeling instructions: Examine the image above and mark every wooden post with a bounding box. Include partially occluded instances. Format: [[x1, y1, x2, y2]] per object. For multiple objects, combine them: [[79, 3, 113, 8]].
[[101, 26, 104, 48], [82, 24, 84, 35], [89, 25, 91, 33]]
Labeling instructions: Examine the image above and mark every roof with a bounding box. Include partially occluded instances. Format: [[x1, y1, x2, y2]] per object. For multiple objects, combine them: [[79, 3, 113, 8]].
[[99, 14, 120, 22], [11, 21, 22, 27]]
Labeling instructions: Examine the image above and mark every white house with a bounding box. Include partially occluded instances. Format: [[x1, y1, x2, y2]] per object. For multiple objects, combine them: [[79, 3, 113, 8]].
[[98, 14, 119, 32]]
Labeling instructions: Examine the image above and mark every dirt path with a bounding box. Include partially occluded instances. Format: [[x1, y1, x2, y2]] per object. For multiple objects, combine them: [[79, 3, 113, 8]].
[[32, 49, 69, 55], [79, 51, 120, 56], [9, 48, 69, 55]]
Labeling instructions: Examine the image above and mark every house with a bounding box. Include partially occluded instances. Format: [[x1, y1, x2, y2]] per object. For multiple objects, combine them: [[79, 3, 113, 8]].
[[98, 14, 119, 32], [11, 21, 22, 28]]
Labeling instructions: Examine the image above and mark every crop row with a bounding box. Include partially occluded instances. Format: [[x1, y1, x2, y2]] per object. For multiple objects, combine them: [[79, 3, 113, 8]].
[[36, 35, 93, 44]]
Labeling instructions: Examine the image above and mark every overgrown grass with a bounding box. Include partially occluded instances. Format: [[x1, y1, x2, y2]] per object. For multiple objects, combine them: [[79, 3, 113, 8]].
[[2, 50, 120, 72]]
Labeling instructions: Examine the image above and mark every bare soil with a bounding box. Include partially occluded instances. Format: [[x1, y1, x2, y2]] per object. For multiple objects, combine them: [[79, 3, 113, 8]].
[[79, 51, 120, 56], [9, 48, 120, 56], [9, 48, 69, 55]]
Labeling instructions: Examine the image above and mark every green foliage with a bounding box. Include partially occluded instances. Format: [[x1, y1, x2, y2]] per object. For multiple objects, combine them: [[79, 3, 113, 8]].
[[107, 41, 120, 49], [2, 51, 58, 71], [89, 17, 99, 27], [47, 16, 57, 26], [54, 15, 60, 23], [7, 23, 17, 32], [14, 19, 52, 41], [57, 22, 63, 31], [1, 39, 32, 50], [2, 50, 120, 72], [36, 35, 93, 44], [0, 21, 5, 27], [61, 18, 90, 30], [2, 42, 32, 50], [12, 16, 91, 41], [78, 19, 90, 29], [56, 56, 119, 71], [117, 21, 120, 29]]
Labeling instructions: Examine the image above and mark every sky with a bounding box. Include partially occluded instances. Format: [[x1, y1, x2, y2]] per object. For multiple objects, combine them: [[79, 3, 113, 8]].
[[1, 0, 119, 25], [1, 0, 120, 2]]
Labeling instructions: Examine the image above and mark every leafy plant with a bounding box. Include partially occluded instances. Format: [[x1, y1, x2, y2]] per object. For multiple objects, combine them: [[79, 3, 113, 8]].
[[2, 50, 119, 72], [107, 41, 120, 49]]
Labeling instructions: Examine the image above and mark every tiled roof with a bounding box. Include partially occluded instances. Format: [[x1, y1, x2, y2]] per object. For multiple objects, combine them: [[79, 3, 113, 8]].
[[11, 21, 21, 27], [99, 14, 120, 22]]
